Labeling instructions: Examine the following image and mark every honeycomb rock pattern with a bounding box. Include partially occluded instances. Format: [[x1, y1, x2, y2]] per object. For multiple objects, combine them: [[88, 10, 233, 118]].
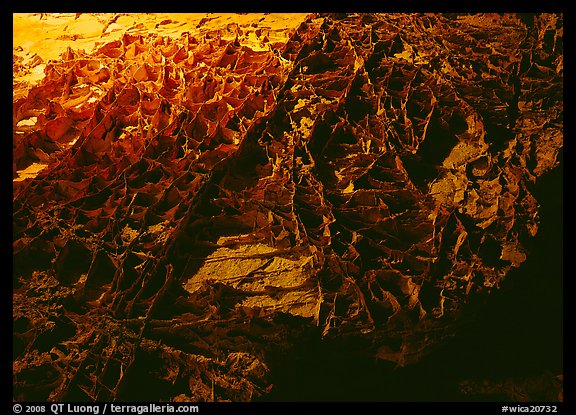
[[13, 13, 562, 401]]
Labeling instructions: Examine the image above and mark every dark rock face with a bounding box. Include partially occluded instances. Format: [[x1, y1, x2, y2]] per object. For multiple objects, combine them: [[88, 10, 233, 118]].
[[13, 13, 562, 401]]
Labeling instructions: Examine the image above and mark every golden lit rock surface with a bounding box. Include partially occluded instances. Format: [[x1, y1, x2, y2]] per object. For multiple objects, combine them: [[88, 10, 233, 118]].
[[13, 13, 562, 402]]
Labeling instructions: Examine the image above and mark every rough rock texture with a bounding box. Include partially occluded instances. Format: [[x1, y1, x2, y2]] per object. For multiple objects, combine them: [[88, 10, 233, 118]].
[[13, 13, 562, 402]]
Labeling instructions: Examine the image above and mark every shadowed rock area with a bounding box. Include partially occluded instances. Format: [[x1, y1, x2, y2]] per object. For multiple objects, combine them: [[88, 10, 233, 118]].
[[13, 13, 562, 402]]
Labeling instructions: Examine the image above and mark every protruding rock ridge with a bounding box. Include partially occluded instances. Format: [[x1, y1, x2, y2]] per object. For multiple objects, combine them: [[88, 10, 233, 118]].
[[13, 13, 562, 401]]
